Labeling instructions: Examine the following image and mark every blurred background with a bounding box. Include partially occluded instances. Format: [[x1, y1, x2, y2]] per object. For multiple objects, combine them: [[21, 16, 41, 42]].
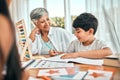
[[9, 0, 120, 54]]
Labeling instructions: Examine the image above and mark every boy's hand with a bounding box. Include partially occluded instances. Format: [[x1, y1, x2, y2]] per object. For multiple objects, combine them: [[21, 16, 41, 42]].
[[61, 53, 77, 59]]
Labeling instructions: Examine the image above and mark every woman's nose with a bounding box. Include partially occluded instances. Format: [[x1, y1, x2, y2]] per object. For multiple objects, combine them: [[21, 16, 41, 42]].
[[45, 21, 49, 26]]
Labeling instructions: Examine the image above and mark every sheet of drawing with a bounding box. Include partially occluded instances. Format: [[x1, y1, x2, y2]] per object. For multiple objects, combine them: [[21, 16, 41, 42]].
[[37, 68, 68, 76], [84, 70, 113, 80], [73, 71, 88, 79]]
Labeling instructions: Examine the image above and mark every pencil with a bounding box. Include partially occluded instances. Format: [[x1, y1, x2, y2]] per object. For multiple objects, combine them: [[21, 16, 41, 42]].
[[22, 59, 35, 70], [34, 59, 42, 67], [81, 71, 88, 80]]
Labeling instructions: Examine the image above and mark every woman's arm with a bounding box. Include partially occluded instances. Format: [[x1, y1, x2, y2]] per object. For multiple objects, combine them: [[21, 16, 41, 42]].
[[29, 27, 39, 42]]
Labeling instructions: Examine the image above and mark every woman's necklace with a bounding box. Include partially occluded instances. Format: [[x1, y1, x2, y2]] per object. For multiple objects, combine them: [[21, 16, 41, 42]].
[[41, 34, 56, 53], [42, 36, 54, 50], [42, 35, 49, 42]]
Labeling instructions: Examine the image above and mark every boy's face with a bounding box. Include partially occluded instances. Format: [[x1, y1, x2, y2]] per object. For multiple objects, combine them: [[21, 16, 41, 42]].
[[74, 28, 92, 42]]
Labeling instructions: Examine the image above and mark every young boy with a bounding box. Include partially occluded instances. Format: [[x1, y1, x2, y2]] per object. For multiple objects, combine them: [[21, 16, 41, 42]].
[[61, 13, 112, 59]]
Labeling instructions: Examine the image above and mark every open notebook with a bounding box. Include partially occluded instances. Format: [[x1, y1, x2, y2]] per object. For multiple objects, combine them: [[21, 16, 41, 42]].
[[43, 54, 103, 66]]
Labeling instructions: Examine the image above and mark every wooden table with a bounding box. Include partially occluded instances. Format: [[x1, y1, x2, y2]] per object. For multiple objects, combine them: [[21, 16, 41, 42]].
[[27, 55, 120, 80]]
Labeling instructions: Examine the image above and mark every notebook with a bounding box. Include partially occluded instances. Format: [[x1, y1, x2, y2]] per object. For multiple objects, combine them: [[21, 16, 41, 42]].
[[43, 54, 103, 66]]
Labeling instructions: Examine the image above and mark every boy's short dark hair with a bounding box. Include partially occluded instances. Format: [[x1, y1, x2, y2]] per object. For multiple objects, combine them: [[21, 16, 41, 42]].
[[73, 13, 98, 34]]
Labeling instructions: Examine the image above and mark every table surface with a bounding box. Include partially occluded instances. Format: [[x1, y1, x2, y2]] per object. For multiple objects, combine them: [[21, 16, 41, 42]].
[[27, 55, 120, 80]]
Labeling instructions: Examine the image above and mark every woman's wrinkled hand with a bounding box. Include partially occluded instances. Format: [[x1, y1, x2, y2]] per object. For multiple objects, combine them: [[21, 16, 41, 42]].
[[29, 27, 40, 42], [49, 50, 63, 57], [49, 50, 57, 57]]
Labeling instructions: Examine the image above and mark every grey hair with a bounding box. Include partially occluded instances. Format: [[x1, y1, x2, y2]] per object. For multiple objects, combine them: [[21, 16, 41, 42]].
[[30, 8, 48, 23]]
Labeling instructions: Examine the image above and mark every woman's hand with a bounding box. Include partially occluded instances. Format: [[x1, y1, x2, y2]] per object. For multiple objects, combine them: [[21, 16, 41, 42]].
[[61, 53, 77, 59], [29, 27, 39, 42], [49, 50, 63, 57], [49, 50, 57, 56]]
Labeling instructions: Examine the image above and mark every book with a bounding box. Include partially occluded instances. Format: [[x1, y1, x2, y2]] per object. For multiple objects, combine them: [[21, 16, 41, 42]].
[[43, 54, 103, 66], [103, 58, 120, 67], [103, 54, 120, 67], [105, 54, 118, 59]]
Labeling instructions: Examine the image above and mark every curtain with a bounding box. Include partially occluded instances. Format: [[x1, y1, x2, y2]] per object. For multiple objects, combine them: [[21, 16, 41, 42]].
[[9, 0, 30, 34], [86, 0, 120, 54], [9, 0, 30, 54]]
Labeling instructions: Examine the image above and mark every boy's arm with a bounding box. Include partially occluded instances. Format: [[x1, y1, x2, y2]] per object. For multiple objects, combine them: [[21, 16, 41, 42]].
[[61, 47, 112, 59]]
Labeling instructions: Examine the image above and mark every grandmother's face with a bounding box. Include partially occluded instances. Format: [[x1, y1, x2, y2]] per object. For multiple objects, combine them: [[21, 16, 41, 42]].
[[36, 13, 51, 32]]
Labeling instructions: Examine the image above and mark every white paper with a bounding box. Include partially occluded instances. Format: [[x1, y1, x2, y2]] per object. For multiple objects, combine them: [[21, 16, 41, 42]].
[[21, 59, 37, 69], [51, 71, 88, 80], [43, 54, 103, 66], [73, 71, 88, 79], [28, 77, 40, 80], [35, 60, 74, 68], [21, 59, 74, 69], [105, 54, 118, 59], [84, 70, 113, 80], [38, 68, 68, 76]]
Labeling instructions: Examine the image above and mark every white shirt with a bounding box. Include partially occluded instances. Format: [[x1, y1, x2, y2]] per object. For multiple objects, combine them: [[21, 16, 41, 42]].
[[67, 38, 110, 53], [30, 27, 76, 54]]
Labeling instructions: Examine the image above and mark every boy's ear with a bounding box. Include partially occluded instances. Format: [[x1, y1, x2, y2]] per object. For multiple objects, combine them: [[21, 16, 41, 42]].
[[89, 28, 94, 34]]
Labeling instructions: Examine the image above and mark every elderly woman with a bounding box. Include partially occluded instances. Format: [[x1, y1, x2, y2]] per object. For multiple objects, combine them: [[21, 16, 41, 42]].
[[29, 8, 76, 56]]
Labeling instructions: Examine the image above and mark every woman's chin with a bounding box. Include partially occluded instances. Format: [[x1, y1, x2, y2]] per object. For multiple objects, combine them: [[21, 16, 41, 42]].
[[44, 27, 50, 31], [78, 39, 84, 43]]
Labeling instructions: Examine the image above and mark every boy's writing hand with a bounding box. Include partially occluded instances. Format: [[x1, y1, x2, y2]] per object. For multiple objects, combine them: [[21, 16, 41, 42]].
[[61, 53, 77, 59]]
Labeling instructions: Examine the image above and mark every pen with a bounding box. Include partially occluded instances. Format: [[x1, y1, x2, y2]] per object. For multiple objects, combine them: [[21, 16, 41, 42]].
[[34, 59, 42, 67], [22, 59, 35, 70], [82, 71, 88, 80], [44, 41, 58, 56], [54, 50, 58, 56]]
